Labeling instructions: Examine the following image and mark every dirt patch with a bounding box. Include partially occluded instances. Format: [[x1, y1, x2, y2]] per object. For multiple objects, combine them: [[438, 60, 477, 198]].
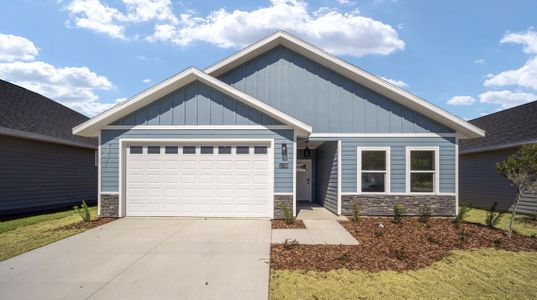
[[271, 218, 537, 272], [55, 218, 115, 231], [272, 219, 306, 229]]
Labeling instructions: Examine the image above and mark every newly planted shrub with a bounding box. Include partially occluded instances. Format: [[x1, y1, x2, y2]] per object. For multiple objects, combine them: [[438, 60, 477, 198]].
[[458, 230, 469, 242], [352, 204, 361, 223], [73, 201, 91, 222], [418, 203, 432, 224], [393, 204, 406, 224], [280, 205, 295, 225], [282, 239, 299, 250], [454, 202, 472, 229], [338, 253, 351, 264], [485, 202, 503, 228], [494, 237, 503, 246], [375, 231, 384, 237], [394, 247, 408, 261]]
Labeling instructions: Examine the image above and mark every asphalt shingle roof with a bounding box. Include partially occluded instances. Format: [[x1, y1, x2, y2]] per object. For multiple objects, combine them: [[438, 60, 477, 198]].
[[460, 100, 537, 153], [0, 79, 97, 147]]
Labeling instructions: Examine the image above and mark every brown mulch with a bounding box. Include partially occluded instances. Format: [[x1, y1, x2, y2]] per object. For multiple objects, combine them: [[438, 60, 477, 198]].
[[271, 218, 537, 272], [55, 218, 115, 231], [272, 219, 306, 229]]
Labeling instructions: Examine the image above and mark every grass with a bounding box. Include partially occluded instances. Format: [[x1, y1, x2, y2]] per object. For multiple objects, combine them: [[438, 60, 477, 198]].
[[0, 206, 98, 261], [270, 248, 537, 299], [464, 208, 537, 236]]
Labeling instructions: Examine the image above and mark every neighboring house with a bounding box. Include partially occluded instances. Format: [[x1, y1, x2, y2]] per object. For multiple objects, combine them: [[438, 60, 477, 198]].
[[0, 79, 97, 216], [460, 101, 537, 214], [74, 31, 484, 219]]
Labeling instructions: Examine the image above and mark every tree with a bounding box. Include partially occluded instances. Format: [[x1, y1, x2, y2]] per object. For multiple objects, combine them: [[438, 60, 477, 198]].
[[496, 144, 537, 237]]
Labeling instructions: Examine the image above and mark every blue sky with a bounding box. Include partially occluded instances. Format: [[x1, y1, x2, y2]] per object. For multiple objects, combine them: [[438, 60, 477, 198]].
[[0, 0, 536, 120]]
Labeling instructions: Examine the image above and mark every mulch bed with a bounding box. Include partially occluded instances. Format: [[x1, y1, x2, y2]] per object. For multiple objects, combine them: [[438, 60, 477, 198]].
[[272, 219, 306, 229], [54, 218, 115, 231], [271, 218, 537, 272]]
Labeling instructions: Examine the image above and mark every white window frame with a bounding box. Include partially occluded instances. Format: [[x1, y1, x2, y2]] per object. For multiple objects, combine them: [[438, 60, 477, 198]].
[[406, 146, 440, 194], [357, 147, 391, 194]]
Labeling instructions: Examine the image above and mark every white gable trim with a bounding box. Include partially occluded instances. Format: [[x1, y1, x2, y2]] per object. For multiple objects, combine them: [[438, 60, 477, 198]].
[[73, 68, 312, 137], [205, 31, 485, 139]]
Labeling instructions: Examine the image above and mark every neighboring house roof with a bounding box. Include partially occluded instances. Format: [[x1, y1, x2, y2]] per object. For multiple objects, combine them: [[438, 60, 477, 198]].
[[73, 68, 313, 137], [205, 31, 484, 139], [0, 79, 97, 149], [460, 100, 537, 154]]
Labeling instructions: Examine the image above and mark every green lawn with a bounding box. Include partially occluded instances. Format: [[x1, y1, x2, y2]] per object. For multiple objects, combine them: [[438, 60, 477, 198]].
[[0, 206, 98, 261], [464, 208, 537, 236], [270, 249, 537, 299]]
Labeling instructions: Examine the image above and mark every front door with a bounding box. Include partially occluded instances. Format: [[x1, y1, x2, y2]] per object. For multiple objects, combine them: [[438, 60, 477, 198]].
[[296, 159, 312, 201]]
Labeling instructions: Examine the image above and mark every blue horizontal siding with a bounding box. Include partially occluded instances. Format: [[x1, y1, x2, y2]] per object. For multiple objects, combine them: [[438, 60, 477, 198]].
[[113, 80, 282, 126], [315, 142, 338, 213], [219, 46, 453, 134], [100, 129, 294, 193]]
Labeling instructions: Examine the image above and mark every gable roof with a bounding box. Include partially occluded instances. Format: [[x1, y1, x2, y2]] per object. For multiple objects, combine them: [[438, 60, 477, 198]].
[[460, 100, 537, 154], [73, 68, 312, 137], [205, 31, 485, 139], [0, 79, 96, 149]]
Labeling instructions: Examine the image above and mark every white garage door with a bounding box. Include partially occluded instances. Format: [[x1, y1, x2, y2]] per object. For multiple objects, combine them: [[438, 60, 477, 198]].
[[125, 143, 273, 217]]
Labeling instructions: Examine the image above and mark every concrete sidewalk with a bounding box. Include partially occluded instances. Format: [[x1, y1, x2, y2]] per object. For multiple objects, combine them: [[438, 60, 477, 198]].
[[0, 218, 271, 300]]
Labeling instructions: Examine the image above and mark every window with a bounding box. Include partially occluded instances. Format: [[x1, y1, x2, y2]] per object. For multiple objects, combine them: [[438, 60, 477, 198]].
[[165, 146, 178, 154], [218, 146, 232, 154], [182, 146, 196, 154], [147, 146, 160, 154], [200, 146, 214, 154], [407, 148, 438, 193], [130, 146, 143, 154], [236, 146, 249, 154], [358, 148, 390, 193], [254, 146, 268, 154]]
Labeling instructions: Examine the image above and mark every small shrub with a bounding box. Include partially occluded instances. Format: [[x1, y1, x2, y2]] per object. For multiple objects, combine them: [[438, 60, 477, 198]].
[[530, 211, 537, 222], [454, 202, 472, 229], [458, 230, 469, 242], [352, 204, 361, 223], [338, 253, 351, 264], [280, 205, 295, 225], [427, 235, 441, 244], [73, 201, 91, 222], [392, 204, 406, 224], [485, 202, 503, 228], [375, 231, 384, 237], [282, 239, 299, 250], [394, 247, 408, 261], [530, 233, 536, 239], [418, 203, 432, 224], [494, 237, 503, 246]]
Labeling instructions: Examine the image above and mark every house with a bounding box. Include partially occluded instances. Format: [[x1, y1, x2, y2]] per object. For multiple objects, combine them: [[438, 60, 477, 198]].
[[0, 79, 97, 216], [73, 31, 484, 219], [460, 101, 537, 214]]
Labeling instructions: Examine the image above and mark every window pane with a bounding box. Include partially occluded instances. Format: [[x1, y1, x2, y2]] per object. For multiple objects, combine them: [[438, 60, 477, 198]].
[[411, 151, 435, 170], [182, 146, 196, 154], [218, 146, 232, 154], [236, 146, 249, 154], [147, 146, 160, 154], [362, 151, 386, 170], [410, 173, 434, 192], [200, 146, 214, 154], [130, 146, 143, 154], [361, 172, 385, 192], [165, 146, 178, 154], [254, 146, 268, 154]]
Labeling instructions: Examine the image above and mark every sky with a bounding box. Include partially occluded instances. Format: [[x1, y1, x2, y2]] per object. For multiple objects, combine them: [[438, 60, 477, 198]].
[[0, 0, 536, 120]]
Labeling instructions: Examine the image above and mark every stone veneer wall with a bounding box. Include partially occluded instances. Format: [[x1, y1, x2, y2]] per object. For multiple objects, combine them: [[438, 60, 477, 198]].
[[100, 194, 119, 217], [274, 195, 293, 219], [341, 194, 456, 217]]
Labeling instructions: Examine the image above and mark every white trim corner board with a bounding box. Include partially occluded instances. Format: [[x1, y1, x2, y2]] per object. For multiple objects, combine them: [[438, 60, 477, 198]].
[[337, 140, 342, 215]]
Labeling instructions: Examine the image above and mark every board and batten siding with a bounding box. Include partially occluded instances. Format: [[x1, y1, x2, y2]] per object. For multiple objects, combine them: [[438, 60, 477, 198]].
[[113, 80, 282, 126], [315, 142, 338, 213], [310, 136, 456, 194], [219, 46, 453, 134], [100, 129, 294, 194], [0, 135, 97, 215]]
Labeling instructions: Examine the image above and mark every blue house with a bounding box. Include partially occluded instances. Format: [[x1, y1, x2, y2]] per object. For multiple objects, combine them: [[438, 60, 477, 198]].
[[74, 32, 484, 219]]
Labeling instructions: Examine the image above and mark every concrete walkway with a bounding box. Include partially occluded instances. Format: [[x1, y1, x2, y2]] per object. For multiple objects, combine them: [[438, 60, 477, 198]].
[[271, 203, 359, 245], [0, 218, 271, 300]]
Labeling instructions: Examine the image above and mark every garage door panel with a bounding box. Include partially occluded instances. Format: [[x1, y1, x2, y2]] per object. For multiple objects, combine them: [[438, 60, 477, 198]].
[[126, 143, 272, 217]]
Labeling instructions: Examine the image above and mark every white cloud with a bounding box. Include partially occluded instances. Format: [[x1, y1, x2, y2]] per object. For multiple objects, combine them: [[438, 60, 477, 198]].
[[447, 95, 476, 106], [142, 78, 151, 83], [478, 90, 537, 109], [474, 58, 485, 64], [501, 28, 537, 54], [484, 56, 537, 91], [136, 55, 147, 60], [379, 76, 408, 88], [336, 0, 353, 4], [0, 33, 39, 62], [148, 0, 404, 57], [0, 33, 114, 116]]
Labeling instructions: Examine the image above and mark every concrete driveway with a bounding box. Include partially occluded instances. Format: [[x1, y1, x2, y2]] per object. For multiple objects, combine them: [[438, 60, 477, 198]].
[[0, 218, 271, 300]]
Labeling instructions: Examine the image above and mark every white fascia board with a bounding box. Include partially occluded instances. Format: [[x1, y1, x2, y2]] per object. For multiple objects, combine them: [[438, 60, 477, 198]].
[[205, 31, 485, 139], [73, 67, 312, 137]]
